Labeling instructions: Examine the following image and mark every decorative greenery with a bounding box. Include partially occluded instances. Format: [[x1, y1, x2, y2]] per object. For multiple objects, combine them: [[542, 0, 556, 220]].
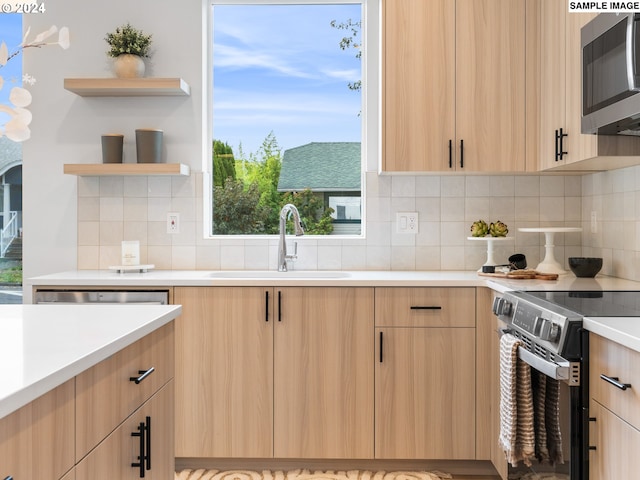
[[105, 23, 152, 58]]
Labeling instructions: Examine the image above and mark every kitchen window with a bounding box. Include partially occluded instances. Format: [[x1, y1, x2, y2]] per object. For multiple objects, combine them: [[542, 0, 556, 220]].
[[208, 0, 374, 237]]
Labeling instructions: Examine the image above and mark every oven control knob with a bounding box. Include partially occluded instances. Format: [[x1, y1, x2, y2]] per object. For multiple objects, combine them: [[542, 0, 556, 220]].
[[539, 319, 560, 342], [492, 297, 512, 316]]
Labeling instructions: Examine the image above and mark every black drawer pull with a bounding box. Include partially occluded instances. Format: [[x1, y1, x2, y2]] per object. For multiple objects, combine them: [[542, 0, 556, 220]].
[[5, 477, 14, 480], [130, 367, 155, 384], [145, 416, 151, 471], [131, 421, 146, 478], [379, 331, 383, 363], [265, 290, 269, 322], [448, 139, 452, 168], [600, 374, 632, 391], [410, 306, 442, 310]]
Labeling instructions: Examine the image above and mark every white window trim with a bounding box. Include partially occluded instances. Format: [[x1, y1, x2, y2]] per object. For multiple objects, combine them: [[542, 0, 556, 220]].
[[203, 0, 379, 239]]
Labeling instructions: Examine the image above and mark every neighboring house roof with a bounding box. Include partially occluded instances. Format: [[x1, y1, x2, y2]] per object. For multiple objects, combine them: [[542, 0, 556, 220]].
[[277, 142, 361, 192], [0, 137, 22, 176]]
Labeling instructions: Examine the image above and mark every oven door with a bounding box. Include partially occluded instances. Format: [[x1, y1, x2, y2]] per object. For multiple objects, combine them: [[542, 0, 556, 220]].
[[496, 326, 581, 480]]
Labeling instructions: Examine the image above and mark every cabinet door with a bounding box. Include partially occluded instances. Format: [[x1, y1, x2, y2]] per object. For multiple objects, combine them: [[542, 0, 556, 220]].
[[382, 0, 455, 172], [589, 401, 640, 480], [0, 379, 75, 480], [174, 287, 273, 457], [456, 0, 525, 172], [538, 0, 566, 170], [375, 327, 476, 459], [75, 381, 174, 480], [274, 287, 374, 458]]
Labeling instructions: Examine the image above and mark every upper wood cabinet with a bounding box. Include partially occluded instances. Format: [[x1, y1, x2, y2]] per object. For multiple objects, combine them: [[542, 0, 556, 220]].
[[382, 0, 526, 172], [538, 5, 640, 171]]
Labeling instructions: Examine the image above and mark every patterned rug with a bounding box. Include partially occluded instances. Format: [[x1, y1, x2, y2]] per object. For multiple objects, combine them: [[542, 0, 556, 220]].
[[175, 470, 453, 480]]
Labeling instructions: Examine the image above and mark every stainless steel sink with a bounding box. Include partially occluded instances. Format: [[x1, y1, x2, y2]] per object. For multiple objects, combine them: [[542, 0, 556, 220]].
[[208, 270, 351, 279]]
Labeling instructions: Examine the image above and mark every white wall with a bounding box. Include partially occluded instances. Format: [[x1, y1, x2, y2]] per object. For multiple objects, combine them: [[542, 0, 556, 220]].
[[22, 0, 206, 289]]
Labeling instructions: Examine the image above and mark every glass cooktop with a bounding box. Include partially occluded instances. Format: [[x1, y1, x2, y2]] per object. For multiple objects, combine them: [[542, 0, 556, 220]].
[[523, 291, 640, 317]]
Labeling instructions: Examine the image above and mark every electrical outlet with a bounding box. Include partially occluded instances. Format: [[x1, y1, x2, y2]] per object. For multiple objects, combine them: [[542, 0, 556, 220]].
[[590, 211, 597, 234], [167, 213, 180, 234], [396, 212, 419, 234]]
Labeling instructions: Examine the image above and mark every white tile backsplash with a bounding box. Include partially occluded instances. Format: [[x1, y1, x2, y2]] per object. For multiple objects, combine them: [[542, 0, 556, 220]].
[[75, 171, 615, 273]]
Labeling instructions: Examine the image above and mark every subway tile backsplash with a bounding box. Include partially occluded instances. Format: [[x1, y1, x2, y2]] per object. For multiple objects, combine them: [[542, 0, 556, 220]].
[[77, 171, 596, 274]]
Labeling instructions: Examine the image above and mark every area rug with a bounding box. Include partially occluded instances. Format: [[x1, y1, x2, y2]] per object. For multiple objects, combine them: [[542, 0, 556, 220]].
[[175, 470, 453, 480]]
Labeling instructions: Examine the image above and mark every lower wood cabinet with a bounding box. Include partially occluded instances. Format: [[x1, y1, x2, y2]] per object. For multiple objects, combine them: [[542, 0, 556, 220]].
[[0, 379, 75, 480], [374, 287, 476, 459], [174, 286, 374, 459], [589, 333, 640, 479], [76, 381, 174, 480]]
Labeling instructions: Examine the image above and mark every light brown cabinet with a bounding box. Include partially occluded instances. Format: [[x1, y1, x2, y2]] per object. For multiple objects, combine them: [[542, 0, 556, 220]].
[[0, 379, 75, 480], [76, 381, 174, 480], [382, 0, 525, 172], [374, 287, 476, 459], [537, 4, 640, 171], [174, 286, 374, 459], [589, 334, 640, 479]]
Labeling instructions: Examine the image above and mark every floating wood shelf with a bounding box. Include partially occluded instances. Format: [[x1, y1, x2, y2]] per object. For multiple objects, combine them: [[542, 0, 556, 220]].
[[63, 77, 191, 97], [64, 163, 190, 176]]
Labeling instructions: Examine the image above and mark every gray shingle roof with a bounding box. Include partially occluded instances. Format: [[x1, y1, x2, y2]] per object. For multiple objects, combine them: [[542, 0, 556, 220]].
[[277, 142, 361, 192], [0, 137, 22, 174]]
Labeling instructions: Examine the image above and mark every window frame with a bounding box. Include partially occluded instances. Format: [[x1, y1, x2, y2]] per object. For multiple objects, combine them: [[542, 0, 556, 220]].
[[203, 0, 378, 239]]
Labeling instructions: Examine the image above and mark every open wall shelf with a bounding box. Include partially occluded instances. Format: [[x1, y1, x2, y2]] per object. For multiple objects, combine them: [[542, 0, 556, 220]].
[[64, 78, 191, 97], [63, 163, 190, 176]]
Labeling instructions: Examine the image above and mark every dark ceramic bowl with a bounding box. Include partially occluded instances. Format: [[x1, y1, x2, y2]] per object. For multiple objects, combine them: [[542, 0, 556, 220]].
[[568, 257, 603, 278]]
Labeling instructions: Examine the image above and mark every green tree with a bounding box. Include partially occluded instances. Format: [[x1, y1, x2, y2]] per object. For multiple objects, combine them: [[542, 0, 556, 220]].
[[213, 140, 236, 187], [281, 189, 334, 235], [213, 177, 272, 234]]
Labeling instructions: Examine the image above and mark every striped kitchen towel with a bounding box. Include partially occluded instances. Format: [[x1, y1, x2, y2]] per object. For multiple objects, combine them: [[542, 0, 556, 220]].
[[499, 333, 536, 467]]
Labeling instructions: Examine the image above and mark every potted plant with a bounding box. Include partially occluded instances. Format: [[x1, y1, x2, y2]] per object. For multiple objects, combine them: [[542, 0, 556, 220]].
[[105, 23, 152, 78]]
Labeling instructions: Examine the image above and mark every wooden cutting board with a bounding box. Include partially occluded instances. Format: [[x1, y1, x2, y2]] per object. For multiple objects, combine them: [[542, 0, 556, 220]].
[[478, 270, 559, 281]]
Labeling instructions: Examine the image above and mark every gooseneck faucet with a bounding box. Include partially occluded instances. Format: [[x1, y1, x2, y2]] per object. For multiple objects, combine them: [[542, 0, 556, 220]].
[[278, 204, 304, 272]]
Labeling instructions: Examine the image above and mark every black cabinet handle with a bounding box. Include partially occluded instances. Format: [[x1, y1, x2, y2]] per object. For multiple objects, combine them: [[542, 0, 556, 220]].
[[600, 374, 632, 391], [4, 477, 13, 480], [554, 129, 559, 161], [278, 290, 282, 322], [130, 367, 155, 384], [145, 416, 151, 471], [410, 306, 442, 310], [460, 139, 464, 168], [558, 127, 568, 160], [448, 139, 452, 168], [131, 421, 146, 478], [379, 331, 383, 363], [265, 291, 269, 322]]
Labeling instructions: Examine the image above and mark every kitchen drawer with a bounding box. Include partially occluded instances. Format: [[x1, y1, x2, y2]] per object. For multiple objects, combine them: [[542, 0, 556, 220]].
[[375, 287, 475, 327], [75, 322, 174, 461], [590, 334, 640, 430], [76, 380, 174, 480]]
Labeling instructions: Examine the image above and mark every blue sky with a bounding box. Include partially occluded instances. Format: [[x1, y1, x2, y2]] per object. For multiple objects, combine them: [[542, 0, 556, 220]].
[[0, 14, 23, 126], [212, 4, 362, 157]]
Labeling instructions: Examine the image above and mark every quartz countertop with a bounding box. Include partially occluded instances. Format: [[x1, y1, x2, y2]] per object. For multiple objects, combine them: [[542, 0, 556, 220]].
[[28, 269, 640, 289], [0, 304, 182, 419], [584, 317, 640, 353]]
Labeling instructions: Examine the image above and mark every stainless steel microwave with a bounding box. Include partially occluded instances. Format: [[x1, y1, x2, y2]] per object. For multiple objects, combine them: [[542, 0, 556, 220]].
[[581, 13, 640, 135]]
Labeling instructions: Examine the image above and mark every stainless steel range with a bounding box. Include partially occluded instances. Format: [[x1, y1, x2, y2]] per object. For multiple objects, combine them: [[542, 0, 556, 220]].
[[493, 289, 640, 480]]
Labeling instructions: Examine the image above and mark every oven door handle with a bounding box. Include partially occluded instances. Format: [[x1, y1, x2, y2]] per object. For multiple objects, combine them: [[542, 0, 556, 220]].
[[517, 346, 570, 381]]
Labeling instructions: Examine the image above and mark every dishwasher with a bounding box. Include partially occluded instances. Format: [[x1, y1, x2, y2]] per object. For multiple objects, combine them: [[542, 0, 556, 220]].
[[33, 289, 170, 305]]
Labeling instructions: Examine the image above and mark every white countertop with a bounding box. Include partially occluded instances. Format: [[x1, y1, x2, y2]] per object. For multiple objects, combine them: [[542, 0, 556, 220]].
[[584, 317, 640, 353], [0, 304, 182, 419], [28, 269, 640, 289]]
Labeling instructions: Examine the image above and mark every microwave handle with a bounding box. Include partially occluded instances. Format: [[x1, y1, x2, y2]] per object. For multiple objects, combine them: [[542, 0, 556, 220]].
[[627, 14, 640, 90]]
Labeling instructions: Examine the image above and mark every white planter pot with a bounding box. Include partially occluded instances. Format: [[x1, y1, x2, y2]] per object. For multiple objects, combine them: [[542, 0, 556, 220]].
[[113, 54, 145, 78]]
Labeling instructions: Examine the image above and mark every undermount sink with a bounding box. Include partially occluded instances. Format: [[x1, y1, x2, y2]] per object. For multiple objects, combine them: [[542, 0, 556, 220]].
[[208, 270, 351, 279]]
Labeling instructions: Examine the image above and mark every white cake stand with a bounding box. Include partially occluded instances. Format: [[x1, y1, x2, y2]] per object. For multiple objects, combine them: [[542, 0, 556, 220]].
[[518, 227, 583, 274], [467, 236, 514, 271]]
